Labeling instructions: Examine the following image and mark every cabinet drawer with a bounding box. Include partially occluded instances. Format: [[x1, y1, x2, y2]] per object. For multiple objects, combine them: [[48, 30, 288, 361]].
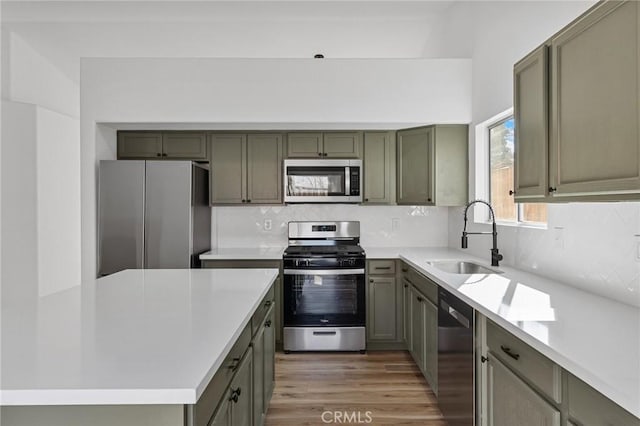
[[567, 373, 639, 426], [192, 323, 251, 426], [487, 320, 561, 403], [252, 285, 275, 335], [368, 260, 396, 275], [404, 267, 437, 305]]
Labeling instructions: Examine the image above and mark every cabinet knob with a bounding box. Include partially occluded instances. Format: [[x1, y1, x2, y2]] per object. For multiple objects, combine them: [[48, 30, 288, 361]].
[[265, 320, 272, 327], [162, 153, 168, 157], [324, 153, 328, 157], [364, 198, 369, 202], [265, 300, 272, 307], [156, 153, 162, 157], [401, 268, 408, 273], [416, 296, 423, 302], [548, 187, 557, 193], [247, 199, 251, 203], [241, 199, 246, 203], [509, 190, 515, 196], [403, 284, 408, 288], [318, 152, 322, 157], [228, 357, 240, 371], [427, 198, 432, 202], [369, 279, 374, 283]]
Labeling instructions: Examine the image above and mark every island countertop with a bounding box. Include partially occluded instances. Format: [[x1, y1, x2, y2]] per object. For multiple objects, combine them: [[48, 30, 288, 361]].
[[0, 268, 278, 406]]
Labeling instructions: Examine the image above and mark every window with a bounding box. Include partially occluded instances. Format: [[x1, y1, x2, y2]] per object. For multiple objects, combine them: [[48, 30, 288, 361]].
[[489, 116, 547, 224]]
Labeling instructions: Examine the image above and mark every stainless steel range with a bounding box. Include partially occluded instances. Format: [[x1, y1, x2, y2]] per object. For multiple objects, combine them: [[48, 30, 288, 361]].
[[283, 221, 366, 352]]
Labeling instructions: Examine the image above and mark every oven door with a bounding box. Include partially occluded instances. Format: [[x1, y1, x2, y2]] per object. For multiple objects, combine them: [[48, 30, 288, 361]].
[[283, 268, 365, 327]]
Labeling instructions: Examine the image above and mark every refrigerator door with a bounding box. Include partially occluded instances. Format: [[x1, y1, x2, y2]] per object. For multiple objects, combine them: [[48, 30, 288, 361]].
[[98, 160, 145, 276], [191, 163, 211, 267], [144, 161, 193, 268]]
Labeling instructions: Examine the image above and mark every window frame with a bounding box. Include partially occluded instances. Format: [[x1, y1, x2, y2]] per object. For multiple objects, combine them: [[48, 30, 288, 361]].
[[475, 108, 547, 228]]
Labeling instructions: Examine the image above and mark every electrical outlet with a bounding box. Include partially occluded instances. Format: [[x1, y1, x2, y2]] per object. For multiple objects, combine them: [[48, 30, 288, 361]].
[[264, 219, 272, 231], [392, 218, 400, 231], [553, 227, 564, 249]]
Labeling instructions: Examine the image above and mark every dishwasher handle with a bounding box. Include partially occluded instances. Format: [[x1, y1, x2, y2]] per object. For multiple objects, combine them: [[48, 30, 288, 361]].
[[441, 300, 471, 328]]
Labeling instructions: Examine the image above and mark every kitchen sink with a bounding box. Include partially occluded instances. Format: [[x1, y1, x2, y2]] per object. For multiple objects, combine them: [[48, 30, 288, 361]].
[[427, 260, 503, 275]]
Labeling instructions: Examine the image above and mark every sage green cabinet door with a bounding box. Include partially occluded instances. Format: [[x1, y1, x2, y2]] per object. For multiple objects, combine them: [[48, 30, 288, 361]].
[[367, 276, 397, 341], [550, 0, 640, 198], [323, 132, 362, 158], [363, 132, 396, 204], [432, 125, 468, 206], [210, 396, 231, 426], [263, 308, 276, 409], [514, 46, 549, 201], [117, 132, 163, 159], [246, 134, 283, 204], [397, 127, 433, 204], [423, 297, 437, 393], [567, 373, 639, 426], [210, 134, 247, 204], [252, 326, 265, 426], [230, 348, 253, 426], [402, 279, 412, 349], [286, 133, 323, 158], [410, 286, 426, 373], [487, 355, 560, 426], [162, 132, 207, 160]]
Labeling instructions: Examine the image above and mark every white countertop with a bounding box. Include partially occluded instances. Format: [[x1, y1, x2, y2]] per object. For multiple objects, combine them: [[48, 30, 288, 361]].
[[387, 247, 640, 419], [200, 247, 285, 260], [0, 268, 278, 406]]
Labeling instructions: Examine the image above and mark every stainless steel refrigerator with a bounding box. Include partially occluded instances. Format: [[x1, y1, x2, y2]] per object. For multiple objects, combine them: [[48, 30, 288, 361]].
[[98, 160, 211, 276]]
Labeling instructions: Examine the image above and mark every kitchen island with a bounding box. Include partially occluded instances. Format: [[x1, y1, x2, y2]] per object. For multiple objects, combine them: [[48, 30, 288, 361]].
[[0, 268, 279, 426]]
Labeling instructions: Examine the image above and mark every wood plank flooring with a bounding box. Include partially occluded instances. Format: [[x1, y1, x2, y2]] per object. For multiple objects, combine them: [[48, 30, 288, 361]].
[[265, 350, 446, 426]]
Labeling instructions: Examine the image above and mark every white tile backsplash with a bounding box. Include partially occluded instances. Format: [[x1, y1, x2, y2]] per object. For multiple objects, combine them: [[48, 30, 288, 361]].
[[448, 202, 640, 307], [213, 205, 449, 249]]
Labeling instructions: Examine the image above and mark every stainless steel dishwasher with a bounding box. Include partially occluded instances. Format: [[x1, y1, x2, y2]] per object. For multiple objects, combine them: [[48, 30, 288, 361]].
[[438, 287, 474, 426]]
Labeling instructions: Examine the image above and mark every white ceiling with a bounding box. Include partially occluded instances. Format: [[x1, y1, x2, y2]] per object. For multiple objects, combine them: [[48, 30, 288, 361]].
[[1, 1, 474, 85]]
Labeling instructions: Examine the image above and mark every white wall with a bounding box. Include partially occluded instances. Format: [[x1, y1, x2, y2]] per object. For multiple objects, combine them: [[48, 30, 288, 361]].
[[80, 57, 472, 280], [1, 31, 82, 304], [215, 205, 449, 249], [448, 1, 640, 307]]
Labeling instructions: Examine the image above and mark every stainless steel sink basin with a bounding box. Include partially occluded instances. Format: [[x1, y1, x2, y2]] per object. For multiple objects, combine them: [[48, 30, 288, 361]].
[[427, 260, 503, 275]]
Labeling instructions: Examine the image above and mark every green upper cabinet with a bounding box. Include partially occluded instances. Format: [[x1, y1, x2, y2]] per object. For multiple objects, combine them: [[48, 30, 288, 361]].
[[162, 132, 207, 159], [513, 46, 549, 201], [397, 125, 468, 206], [286, 131, 362, 158], [209, 133, 283, 205], [246, 134, 283, 204], [514, 0, 640, 202], [210, 134, 247, 204], [322, 132, 362, 158], [117, 132, 163, 159], [118, 131, 207, 160], [363, 131, 396, 204], [286, 133, 323, 157]]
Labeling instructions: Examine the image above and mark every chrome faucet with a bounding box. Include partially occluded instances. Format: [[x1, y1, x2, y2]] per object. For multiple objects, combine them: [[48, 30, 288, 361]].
[[461, 200, 503, 267]]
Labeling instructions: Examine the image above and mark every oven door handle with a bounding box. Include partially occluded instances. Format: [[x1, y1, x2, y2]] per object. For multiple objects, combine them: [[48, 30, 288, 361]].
[[283, 268, 365, 275]]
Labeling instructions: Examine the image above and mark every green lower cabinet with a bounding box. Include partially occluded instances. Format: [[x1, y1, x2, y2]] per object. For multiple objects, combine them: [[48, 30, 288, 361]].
[[410, 285, 426, 372], [423, 297, 437, 392], [367, 276, 397, 341], [211, 347, 254, 426], [251, 306, 276, 426], [487, 355, 560, 426], [402, 278, 412, 350], [263, 308, 276, 407]]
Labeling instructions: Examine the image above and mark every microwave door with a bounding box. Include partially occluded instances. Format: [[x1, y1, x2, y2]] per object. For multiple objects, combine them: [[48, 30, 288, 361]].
[[286, 167, 345, 197]]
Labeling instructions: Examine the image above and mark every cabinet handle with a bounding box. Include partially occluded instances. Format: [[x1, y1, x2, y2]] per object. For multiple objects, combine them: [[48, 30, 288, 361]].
[[369, 279, 374, 283], [265, 300, 272, 307], [229, 387, 241, 403], [481, 355, 489, 363], [401, 268, 408, 273], [416, 296, 423, 302], [500, 345, 520, 361], [548, 187, 557, 193], [375, 266, 391, 270], [228, 357, 241, 371], [265, 320, 272, 327], [509, 190, 515, 196]]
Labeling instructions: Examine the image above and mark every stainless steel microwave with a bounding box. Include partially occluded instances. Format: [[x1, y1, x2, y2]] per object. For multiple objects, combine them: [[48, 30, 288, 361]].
[[284, 159, 362, 203]]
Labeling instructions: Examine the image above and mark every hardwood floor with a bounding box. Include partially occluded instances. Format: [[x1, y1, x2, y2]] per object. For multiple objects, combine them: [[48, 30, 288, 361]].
[[265, 350, 446, 426]]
